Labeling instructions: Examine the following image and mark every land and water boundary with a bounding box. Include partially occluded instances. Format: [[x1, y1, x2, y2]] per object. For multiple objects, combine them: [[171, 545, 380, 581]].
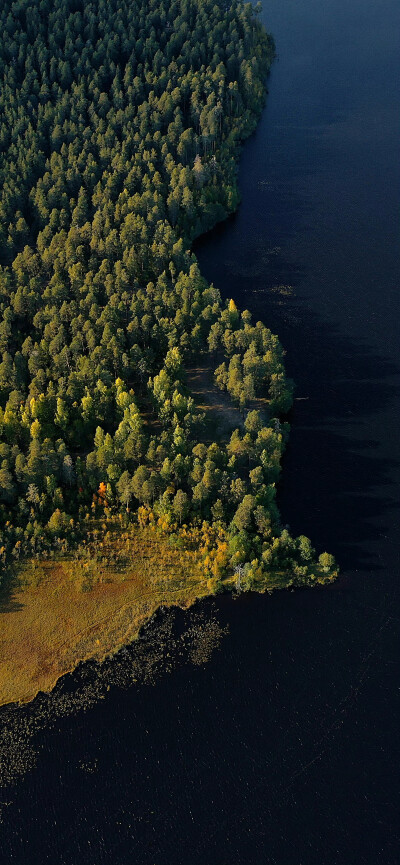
[[0, 0, 337, 708], [0, 348, 336, 705]]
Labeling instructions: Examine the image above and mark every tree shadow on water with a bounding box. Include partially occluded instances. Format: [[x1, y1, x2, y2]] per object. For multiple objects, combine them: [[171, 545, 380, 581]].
[[198, 226, 399, 575], [273, 308, 400, 574]]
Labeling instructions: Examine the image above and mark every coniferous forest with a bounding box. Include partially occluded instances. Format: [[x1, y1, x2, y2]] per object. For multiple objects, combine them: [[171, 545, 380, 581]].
[[0, 0, 337, 600]]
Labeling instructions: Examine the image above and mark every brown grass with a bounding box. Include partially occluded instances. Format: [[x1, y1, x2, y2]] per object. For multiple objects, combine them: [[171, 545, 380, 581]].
[[0, 525, 211, 707]]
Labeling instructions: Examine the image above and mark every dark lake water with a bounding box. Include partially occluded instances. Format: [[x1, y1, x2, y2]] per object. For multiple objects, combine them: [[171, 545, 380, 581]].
[[1, 0, 399, 862]]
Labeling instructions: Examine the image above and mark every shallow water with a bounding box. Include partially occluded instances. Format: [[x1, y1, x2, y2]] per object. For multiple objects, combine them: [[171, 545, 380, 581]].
[[1, 0, 399, 862]]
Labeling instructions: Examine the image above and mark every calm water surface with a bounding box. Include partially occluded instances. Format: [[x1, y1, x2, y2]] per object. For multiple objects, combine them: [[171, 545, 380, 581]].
[[1, 0, 399, 862]]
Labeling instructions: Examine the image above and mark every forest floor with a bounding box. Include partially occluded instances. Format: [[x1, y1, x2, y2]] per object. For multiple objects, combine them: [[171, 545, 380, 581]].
[[0, 524, 211, 707], [186, 360, 269, 442]]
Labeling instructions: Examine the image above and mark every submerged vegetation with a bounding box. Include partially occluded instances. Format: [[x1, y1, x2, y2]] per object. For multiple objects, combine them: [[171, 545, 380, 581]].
[[0, 0, 337, 699]]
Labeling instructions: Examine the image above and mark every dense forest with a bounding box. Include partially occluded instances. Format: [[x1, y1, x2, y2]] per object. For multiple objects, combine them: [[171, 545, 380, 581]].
[[0, 0, 337, 592]]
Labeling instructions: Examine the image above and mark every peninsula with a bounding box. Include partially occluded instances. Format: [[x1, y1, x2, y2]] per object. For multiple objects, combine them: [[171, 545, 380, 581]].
[[0, 0, 337, 706]]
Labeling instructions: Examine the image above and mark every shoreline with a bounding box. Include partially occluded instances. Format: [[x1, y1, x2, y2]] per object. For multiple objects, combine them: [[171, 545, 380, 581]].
[[0, 44, 278, 710], [0, 33, 336, 711], [0, 524, 213, 708]]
